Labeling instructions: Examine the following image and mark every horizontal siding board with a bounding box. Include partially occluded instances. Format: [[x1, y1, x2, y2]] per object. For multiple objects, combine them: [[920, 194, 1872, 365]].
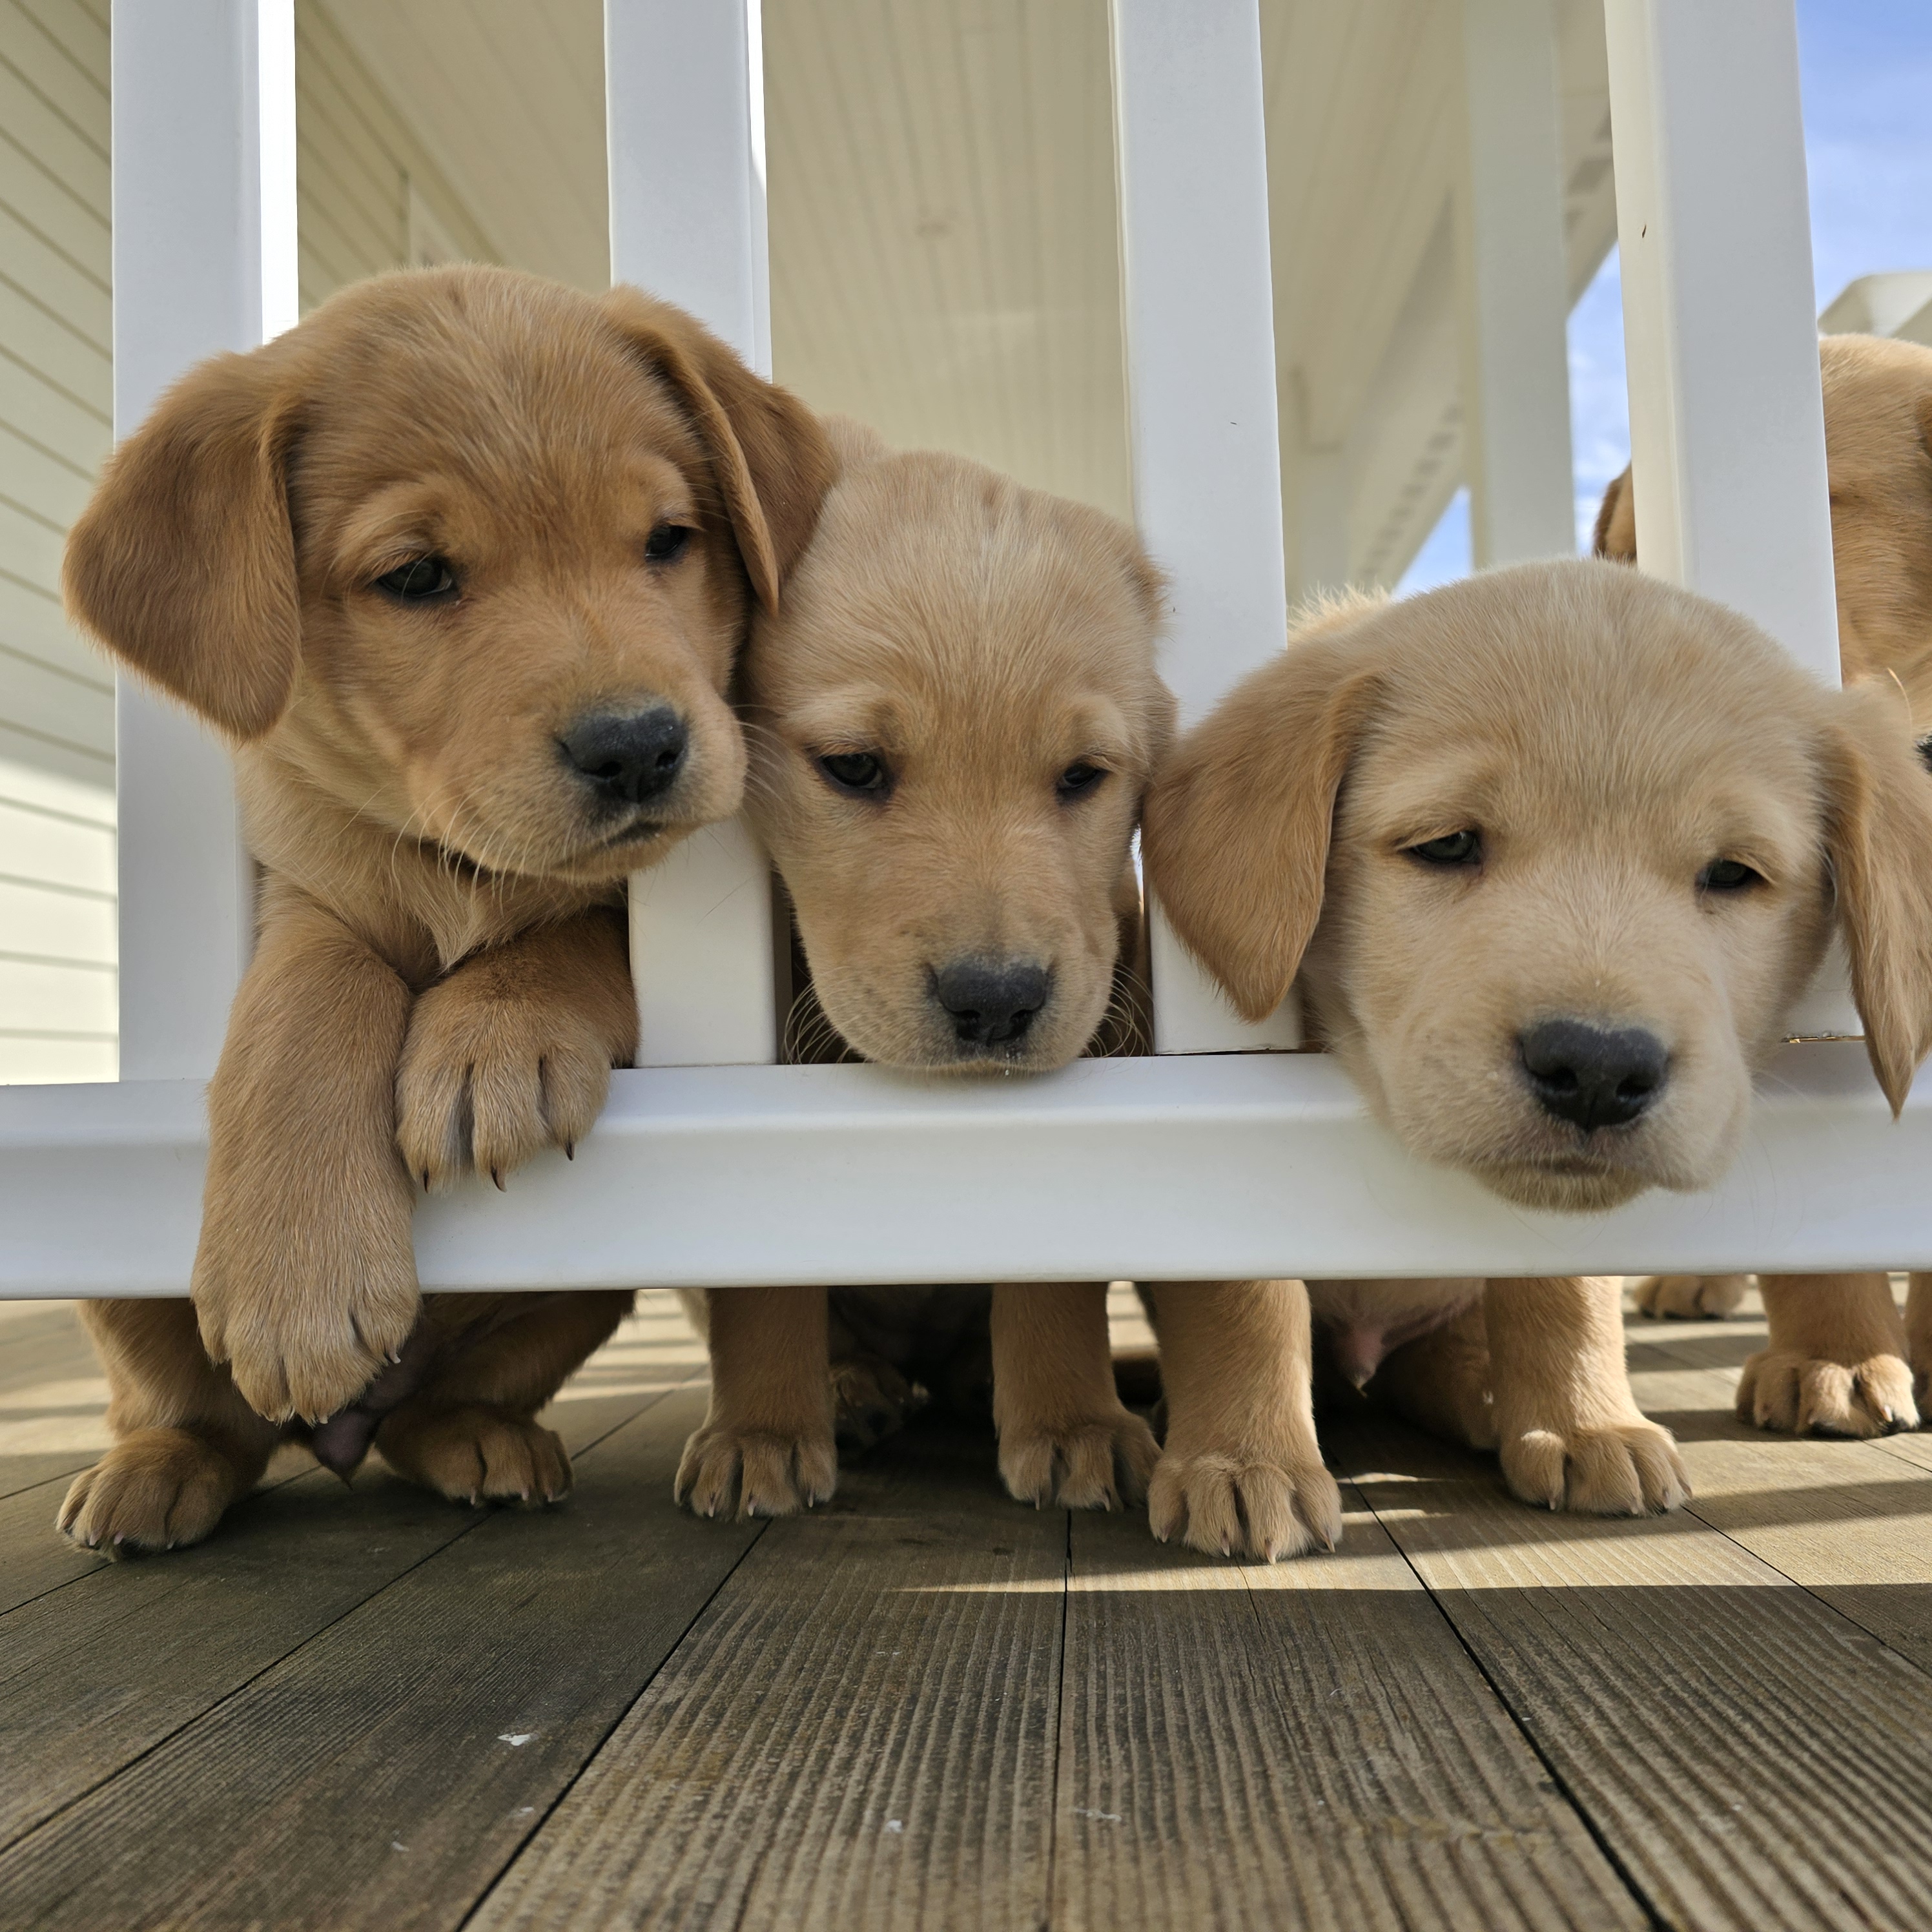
[[0, 269, 110, 393], [0, 203, 111, 349], [10, 0, 110, 90], [0, 954, 115, 1031], [0, 17, 109, 152], [0, 645, 112, 759], [0, 807, 112, 896], [0, 420, 96, 524], [0, 498, 66, 593], [0, 343, 112, 460], [0, 1034, 113, 1080], [0, 61, 110, 231], [0, 717, 111, 789]]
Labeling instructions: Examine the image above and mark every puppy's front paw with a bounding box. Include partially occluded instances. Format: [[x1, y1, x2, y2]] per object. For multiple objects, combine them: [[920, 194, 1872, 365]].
[[1736, 1348, 1917, 1438], [1499, 1419, 1689, 1514], [1147, 1445, 1342, 1561], [675, 1421, 837, 1519], [196, 1220, 418, 1426], [1000, 1405, 1160, 1512], [397, 977, 613, 1190], [378, 1404, 573, 1505], [830, 1353, 928, 1450], [58, 1430, 250, 1554], [1633, 1273, 1751, 1321]]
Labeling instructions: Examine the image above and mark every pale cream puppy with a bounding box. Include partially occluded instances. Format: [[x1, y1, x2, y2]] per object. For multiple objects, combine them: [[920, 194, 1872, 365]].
[[1599, 332, 1932, 1432], [675, 419, 1342, 1561], [1146, 559, 1932, 1514]]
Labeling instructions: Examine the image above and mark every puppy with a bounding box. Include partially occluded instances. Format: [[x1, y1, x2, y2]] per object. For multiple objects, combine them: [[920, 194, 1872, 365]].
[[1598, 331, 1932, 1432], [672, 420, 1341, 1558], [1146, 559, 1932, 1512], [57, 265, 832, 1552]]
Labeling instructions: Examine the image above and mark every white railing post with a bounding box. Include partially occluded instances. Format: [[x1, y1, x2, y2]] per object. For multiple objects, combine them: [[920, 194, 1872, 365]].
[[110, 0, 297, 1080], [606, 0, 780, 1068], [1456, 0, 1576, 568], [1604, 0, 1853, 1036], [1603, 0, 1838, 677], [1110, 0, 1300, 1054]]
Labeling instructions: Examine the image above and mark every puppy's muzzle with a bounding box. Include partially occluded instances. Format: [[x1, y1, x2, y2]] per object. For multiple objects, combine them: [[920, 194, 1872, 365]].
[[1518, 1019, 1669, 1131], [932, 959, 1051, 1049], [559, 705, 688, 808]]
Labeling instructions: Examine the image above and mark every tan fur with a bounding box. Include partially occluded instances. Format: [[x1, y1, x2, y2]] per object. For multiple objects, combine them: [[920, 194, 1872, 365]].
[[1147, 559, 1932, 1514], [57, 266, 832, 1551], [678, 423, 1202, 1529], [1598, 335, 1932, 1424]]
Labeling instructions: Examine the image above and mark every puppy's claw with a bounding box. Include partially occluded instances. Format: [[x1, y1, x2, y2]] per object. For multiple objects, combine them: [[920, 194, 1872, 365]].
[[491, 1168, 505, 1191]]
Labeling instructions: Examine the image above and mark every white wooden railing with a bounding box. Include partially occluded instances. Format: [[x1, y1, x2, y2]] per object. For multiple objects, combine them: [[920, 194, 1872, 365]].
[[3, 0, 1927, 1299]]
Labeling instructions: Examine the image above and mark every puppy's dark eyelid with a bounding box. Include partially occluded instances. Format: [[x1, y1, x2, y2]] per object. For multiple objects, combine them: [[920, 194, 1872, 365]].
[[1404, 829, 1482, 867], [1056, 761, 1109, 799], [816, 750, 891, 798], [1699, 857, 1764, 892], [372, 555, 458, 602]]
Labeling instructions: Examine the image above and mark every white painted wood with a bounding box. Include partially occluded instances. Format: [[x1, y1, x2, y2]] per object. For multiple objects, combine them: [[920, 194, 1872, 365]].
[[1605, 0, 1855, 1037], [606, 0, 777, 1067], [8, 1042, 1932, 1296], [1603, 0, 1838, 679], [1111, 0, 1299, 1054], [110, 0, 296, 1081], [1456, 0, 1577, 567]]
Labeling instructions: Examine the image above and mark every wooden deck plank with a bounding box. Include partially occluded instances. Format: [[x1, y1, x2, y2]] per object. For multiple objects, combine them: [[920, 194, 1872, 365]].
[[0, 1384, 763, 1932], [1333, 1408, 1932, 1932], [0, 1318, 693, 1860], [1053, 1487, 1647, 1932], [0, 1300, 108, 1501], [469, 1421, 1068, 1932]]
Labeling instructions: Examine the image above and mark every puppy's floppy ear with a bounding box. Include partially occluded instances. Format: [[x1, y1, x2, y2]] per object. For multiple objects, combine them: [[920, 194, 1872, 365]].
[[600, 285, 835, 612], [1593, 464, 1637, 560], [1143, 628, 1381, 1022], [62, 346, 302, 741], [1820, 681, 1932, 1111]]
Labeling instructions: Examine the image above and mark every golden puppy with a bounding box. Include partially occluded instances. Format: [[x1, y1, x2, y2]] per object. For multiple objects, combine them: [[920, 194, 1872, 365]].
[[1598, 331, 1932, 1432], [57, 265, 832, 1552], [673, 422, 1341, 1557], [1146, 559, 1932, 1512]]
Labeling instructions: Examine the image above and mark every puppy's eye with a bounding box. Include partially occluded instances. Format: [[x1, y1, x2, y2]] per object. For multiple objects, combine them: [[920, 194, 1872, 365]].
[[643, 524, 693, 564], [373, 556, 457, 602], [1700, 858, 1763, 892], [1406, 829, 1481, 867], [1057, 761, 1108, 800], [817, 751, 889, 796]]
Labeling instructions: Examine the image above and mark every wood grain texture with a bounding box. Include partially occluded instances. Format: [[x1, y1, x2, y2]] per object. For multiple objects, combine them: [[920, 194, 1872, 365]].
[[1334, 1411, 1932, 1932], [471, 1421, 1067, 1932], [0, 1384, 755, 1932], [0, 1364, 684, 1858], [1054, 1486, 1646, 1932]]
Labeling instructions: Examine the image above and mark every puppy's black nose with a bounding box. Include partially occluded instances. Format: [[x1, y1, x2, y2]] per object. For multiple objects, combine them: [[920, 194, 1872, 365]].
[[933, 960, 1051, 1047], [559, 707, 688, 805], [1519, 1020, 1669, 1131]]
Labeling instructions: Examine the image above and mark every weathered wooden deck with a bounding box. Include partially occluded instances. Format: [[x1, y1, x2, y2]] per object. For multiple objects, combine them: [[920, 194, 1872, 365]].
[[3, 1286, 1932, 1931]]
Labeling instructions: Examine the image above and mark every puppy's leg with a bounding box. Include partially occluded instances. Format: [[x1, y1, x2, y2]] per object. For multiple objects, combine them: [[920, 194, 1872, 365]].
[[1632, 1274, 1751, 1321], [1909, 1276, 1932, 1416], [193, 885, 419, 1424], [1736, 1274, 1916, 1437], [677, 1286, 836, 1519], [376, 1291, 634, 1506], [397, 907, 636, 1190], [1484, 1277, 1688, 1514], [1362, 1296, 1497, 1452], [1143, 1279, 1341, 1561], [59, 1300, 280, 1554], [991, 1282, 1158, 1511]]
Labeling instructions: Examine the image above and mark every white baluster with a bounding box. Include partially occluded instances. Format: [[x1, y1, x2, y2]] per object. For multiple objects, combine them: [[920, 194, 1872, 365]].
[[606, 0, 781, 1067], [1110, 0, 1300, 1054], [112, 0, 297, 1080]]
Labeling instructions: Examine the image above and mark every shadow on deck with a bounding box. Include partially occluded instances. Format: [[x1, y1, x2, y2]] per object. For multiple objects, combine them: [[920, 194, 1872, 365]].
[[4, 1288, 1932, 1930]]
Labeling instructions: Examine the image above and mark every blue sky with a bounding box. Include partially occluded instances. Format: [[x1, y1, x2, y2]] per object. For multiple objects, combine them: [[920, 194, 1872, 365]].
[[1399, 1, 1932, 595]]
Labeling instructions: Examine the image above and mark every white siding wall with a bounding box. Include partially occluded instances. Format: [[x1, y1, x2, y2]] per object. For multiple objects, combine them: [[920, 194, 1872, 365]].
[[0, 0, 495, 1085], [0, 0, 116, 1084]]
